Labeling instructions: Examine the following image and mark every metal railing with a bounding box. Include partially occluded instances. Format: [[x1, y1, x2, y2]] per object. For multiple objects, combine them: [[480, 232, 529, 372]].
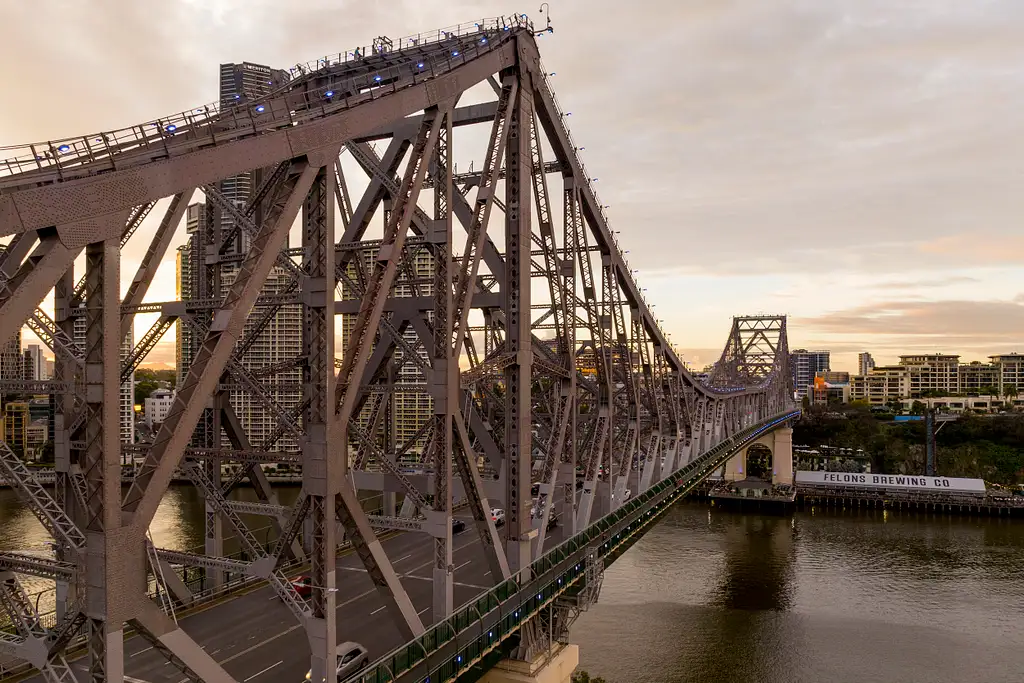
[[0, 15, 533, 185], [345, 409, 800, 683]]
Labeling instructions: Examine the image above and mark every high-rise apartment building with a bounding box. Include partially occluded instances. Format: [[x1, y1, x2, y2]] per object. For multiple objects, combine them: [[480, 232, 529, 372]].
[[857, 352, 875, 376], [23, 343, 45, 381], [74, 314, 134, 445], [177, 203, 303, 452], [175, 62, 298, 452], [0, 334, 22, 384], [340, 246, 434, 461], [790, 349, 830, 399]]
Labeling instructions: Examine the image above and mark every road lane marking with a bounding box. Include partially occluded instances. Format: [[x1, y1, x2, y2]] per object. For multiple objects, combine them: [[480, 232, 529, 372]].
[[129, 646, 153, 657], [370, 606, 385, 615], [455, 560, 472, 571], [172, 531, 490, 683], [395, 553, 412, 562], [243, 660, 283, 681]]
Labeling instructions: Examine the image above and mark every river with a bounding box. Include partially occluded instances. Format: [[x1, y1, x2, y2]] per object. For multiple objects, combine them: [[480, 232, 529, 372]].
[[2, 490, 1023, 682], [570, 502, 1024, 683]]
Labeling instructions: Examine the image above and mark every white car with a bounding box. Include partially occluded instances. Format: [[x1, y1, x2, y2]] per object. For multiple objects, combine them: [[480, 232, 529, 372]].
[[491, 508, 505, 527], [305, 642, 369, 681]]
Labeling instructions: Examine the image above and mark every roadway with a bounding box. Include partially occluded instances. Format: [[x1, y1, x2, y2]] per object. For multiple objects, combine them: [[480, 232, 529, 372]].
[[26, 510, 573, 683]]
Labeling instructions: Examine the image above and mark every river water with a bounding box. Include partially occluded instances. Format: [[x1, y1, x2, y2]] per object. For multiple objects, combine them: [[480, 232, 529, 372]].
[[2, 490, 1023, 681], [571, 502, 1024, 683]]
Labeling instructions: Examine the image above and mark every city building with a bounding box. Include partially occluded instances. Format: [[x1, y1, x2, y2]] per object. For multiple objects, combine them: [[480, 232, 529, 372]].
[[175, 62, 299, 453], [1, 401, 29, 457], [340, 245, 434, 461], [0, 335, 22, 385], [959, 361, 999, 395], [899, 395, 1023, 414], [990, 354, 1024, 397], [850, 352, 1024, 407], [809, 371, 851, 405], [899, 354, 960, 396], [850, 365, 911, 406], [73, 313, 135, 444], [22, 343, 45, 381], [145, 388, 176, 427], [790, 349, 830, 399], [858, 352, 875, 376]]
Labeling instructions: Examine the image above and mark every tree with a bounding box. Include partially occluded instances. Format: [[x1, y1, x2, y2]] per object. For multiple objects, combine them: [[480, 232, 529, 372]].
[[1004, 384, 1018, 407], [910, 400, 926, 415], [135, 380, 158, 406], [571, 672, 607, 683], [801, 395, 811, 411]]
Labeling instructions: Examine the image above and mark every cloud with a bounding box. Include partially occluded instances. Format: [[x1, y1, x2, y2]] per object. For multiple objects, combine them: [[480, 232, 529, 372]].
[[4, 1, 1024, 371], [868, 275, 980, 290], [797, 298, 1024, 350]]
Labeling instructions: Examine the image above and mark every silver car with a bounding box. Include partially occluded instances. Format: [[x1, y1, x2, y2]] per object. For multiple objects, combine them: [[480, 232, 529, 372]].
[[305, 642, 369, 682]]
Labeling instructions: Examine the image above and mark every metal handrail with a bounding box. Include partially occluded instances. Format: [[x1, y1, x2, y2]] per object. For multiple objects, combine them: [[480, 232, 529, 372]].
[[0, 14, 534, 183]]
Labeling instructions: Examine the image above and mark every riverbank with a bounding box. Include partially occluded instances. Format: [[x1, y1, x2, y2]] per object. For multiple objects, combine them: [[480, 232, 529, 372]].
[[688, 480, 1024, 517]]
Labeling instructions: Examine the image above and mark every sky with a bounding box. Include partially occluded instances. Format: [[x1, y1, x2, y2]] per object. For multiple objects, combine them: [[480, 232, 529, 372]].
[[2, 0, 1024, 373]]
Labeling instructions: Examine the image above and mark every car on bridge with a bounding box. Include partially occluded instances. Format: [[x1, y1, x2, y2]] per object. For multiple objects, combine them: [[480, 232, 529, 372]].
[[452, 517, 467, 534], [491, 508, 505, 527], [291, 575, 313, 599], [305, 641, 369, 681]]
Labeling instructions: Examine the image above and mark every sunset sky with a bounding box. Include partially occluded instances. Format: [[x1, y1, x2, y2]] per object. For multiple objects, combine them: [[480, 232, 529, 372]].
[[3, 0, 1023, 373]]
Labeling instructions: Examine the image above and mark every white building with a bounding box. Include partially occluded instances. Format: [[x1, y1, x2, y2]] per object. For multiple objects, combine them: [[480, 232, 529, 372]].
[[857, 352, 875, 377], [145, 388, 176, 427]]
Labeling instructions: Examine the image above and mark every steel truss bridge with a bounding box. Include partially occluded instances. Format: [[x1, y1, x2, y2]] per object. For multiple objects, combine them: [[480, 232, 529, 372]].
[[0, 14, 795, 683]]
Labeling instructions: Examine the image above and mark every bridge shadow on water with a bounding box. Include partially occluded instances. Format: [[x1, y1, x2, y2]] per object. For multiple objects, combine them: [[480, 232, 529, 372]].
[[570, 504, 801, 683]]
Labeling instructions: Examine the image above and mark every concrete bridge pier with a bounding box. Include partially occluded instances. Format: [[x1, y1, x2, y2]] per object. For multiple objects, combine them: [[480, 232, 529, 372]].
[[481, 643, 580, 683], [722, 426, 793, 485]]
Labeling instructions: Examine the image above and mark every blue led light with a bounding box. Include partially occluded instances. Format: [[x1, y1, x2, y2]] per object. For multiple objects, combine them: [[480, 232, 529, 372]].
[[480, 37, 487, 44], [256, 105, 265, 113], [234, 94, 240, 99], [325, 90, 334, 97], [374, 75, 382, 82], [452, 50, 460, 56], [417, 62, 424, 68], [58, 145, 70, 153], [166, 124, 177, 133], [457, 656, 462, 663]]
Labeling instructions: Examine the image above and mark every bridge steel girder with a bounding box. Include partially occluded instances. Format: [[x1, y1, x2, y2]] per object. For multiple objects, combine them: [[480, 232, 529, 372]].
[[0, 17, 797, 682]]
